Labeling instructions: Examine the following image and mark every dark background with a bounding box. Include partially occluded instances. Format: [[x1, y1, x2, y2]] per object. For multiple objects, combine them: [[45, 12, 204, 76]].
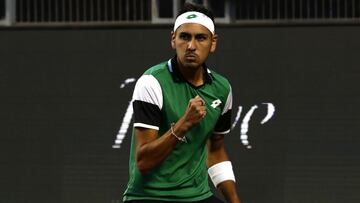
[[1, 26, 359, 203]]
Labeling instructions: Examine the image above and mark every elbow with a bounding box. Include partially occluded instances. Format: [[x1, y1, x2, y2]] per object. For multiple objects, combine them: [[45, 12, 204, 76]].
[[135, 145, 154, 175], [136, 158, 151, 175]]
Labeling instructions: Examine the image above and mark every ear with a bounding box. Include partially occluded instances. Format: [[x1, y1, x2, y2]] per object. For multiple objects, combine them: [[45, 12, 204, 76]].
[[210, 34, 218, 53], [171, 31, 176, 49]]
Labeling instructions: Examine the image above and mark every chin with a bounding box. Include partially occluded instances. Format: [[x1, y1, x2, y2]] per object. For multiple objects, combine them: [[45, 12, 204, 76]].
[[181, 59, 201, 68], [184, 62, 201, 69]]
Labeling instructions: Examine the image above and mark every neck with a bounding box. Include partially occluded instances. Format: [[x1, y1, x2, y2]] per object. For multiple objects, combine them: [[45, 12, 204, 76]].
[[177, 59, 205, 87]]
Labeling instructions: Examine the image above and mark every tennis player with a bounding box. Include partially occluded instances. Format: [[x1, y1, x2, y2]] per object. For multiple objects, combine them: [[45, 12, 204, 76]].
[[123, 3, 241, 203]]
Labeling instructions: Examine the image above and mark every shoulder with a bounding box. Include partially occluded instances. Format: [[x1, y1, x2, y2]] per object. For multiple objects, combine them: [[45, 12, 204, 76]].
[[209, 69, 232, 93], [134, 61, 169, 96], [132, 61, 169, 108], [143, 61, 169, 77], [140, 60, 175, 89]]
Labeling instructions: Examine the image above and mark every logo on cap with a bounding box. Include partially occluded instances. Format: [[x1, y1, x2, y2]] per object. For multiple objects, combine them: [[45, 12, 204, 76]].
[[186, 14, 197, 19]]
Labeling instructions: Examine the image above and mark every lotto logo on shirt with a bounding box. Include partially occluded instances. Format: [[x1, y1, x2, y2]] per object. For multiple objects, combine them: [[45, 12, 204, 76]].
[[211, 99, 222, 108]]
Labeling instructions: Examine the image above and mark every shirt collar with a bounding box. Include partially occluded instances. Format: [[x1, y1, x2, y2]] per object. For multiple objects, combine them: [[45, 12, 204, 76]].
[[167, 56, 213, 85]]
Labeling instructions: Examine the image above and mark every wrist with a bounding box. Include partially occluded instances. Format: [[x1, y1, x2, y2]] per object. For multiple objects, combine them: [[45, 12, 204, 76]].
[[170, 123, 187, 143], [176, 117, 193, 133]]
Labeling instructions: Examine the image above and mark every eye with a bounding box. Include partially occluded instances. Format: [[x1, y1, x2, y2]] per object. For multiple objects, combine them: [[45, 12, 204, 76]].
[[179, 33, 191, 41], [196, 35, 208, 41]]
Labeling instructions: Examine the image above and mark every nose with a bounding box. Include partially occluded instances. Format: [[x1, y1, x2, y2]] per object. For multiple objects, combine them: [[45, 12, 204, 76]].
[[187, 38, 196, 50]]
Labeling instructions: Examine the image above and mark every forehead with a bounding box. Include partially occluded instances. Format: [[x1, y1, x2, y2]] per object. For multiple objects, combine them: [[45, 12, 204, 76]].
[[175, 23, 212, 36]]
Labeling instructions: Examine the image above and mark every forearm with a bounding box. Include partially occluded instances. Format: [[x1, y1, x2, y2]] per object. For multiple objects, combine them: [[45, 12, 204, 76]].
[[136, 131, 178, 174], [218, 181, 241, 203], [136, 119, 191, 174], [207, 134, 229, 166], [209, 156, 240, 203], [207, 134, 241, 203]]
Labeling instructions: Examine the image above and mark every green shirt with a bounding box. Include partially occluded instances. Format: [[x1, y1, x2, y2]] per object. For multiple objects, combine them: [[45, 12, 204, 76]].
[[123, 57, 233, 202]]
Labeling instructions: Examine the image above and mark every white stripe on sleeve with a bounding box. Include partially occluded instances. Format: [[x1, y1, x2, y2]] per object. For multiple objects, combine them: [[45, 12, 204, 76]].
[[221, 86, 232, 115]]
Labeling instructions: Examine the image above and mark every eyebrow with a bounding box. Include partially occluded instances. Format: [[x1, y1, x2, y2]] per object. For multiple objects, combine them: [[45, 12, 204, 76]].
[[179, 32, 209, 37]]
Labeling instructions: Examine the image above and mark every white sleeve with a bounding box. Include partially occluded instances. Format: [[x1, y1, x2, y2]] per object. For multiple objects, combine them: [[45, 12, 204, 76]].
[[132, 75, 163, 109], [132, 75, 163, 130]]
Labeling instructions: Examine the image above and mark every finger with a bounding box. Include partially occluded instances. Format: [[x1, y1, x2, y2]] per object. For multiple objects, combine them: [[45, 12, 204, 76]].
[[198, 106, 206, 111], [200, 110, 207, 118], [190, 98, 204, 108], [194, 95, 205, 106], [196, 100, 205, 107], [197, 107, 206, 117], [196, 106, 206, 112], [200, 99, 205, 106]]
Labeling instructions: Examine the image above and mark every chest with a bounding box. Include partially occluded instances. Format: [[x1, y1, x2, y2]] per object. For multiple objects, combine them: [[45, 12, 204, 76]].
[[160, 82, 224, 136]]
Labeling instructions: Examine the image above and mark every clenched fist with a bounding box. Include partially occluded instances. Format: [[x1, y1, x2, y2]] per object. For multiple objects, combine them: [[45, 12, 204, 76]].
[[182, 95, 207, 128]]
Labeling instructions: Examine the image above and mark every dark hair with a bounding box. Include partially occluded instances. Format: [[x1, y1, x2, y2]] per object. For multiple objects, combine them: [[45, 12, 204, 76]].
[[177, 2, 215, 22]]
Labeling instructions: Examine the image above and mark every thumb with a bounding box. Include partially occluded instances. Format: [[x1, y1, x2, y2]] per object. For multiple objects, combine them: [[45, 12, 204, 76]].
[[195, 95, 205, 106]]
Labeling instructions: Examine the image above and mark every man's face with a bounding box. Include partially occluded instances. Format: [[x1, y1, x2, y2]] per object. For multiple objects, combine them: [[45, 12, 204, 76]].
[[171, 23, 217, 69]]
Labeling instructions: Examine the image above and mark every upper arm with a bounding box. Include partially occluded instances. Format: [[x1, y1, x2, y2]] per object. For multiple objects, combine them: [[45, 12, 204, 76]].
[[208, 133, 225, 152], [135, 127, 158, 149], [132, 74, 163, 152], [207, 134, 228, 167], [208, 85, 233, 166], [132, 74, 163, 130]]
